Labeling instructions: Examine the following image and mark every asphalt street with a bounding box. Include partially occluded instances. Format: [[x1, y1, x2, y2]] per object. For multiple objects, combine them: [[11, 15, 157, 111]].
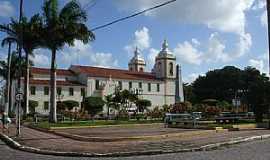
[[1, 138, 270, 160]]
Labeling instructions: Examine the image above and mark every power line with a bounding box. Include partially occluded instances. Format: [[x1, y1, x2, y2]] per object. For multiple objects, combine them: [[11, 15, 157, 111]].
[[90, 0, 176, 31], [83, 0, 97, 10]]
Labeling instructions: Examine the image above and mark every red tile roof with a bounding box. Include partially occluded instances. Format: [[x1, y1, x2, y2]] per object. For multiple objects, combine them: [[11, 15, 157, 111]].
[[72, 65, 161, 81], [29, 79, 85, 86], [31, 67, 74, 76]]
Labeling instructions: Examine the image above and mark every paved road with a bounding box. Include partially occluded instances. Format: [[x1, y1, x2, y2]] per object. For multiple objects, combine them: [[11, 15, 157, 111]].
[[1, 139, 270, 160]]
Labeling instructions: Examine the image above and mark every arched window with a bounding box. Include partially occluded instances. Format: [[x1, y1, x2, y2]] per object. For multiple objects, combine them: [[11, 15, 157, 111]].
[[169, 62, 173, 76], [139, 67, 144, 72]]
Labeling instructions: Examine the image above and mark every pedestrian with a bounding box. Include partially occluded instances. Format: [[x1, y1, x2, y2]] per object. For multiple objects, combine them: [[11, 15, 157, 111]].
[[164, 115, 169, 128]]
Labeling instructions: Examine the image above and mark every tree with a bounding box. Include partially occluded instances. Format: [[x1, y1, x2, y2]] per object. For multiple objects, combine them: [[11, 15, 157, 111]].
[[192, 66, 270, 121], [192, 66, 243, 102], [29, 100, 38, 114], [0, 15, 43, 115], [105, 94, 116, 117], [40, 0, 95, 123], [83, 97, 105, 118], [136, 99, 151, 113], [0, 52, 29, 114], [183, 83, 195, 103], [62, 100, 79, 111]]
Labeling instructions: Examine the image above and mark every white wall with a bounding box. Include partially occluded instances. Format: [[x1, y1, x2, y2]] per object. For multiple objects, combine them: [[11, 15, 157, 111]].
[[29, 84, 84, 114]]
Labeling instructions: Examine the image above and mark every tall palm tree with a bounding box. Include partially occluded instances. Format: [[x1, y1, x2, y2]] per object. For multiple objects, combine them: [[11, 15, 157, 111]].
[[0, 15, 43, 115], [0, 52, 29, 113], [1, 40, 12, 114], [41, 0, 95, 123]]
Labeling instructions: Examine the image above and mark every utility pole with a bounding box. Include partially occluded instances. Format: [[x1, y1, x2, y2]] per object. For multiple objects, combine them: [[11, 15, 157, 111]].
[[16, 0, 23, 137], [267, 0, 270, 129]]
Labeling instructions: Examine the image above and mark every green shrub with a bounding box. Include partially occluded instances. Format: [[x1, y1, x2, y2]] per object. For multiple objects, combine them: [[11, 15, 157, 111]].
[[29, 100, 38, 114], [83, 96, 105, 118]]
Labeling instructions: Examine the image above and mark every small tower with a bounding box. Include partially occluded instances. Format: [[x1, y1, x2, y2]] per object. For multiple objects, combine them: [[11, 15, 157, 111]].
[[154, 40, 176, 79], [128, 47, 146, 72]]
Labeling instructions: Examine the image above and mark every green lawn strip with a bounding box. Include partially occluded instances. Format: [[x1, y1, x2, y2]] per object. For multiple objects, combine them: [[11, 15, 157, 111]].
[[32, 120, 163, 129]]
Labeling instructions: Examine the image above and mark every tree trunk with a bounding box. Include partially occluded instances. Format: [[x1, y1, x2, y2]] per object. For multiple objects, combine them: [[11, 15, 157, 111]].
[[49, 49, 57, 123], [9, 80, 13, 114], [5, 42, 11, 114], [24, 51, 30, 115]]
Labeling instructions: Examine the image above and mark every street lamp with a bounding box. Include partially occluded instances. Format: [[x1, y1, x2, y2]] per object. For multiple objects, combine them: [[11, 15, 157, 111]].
[[267, 0, 270, 129]]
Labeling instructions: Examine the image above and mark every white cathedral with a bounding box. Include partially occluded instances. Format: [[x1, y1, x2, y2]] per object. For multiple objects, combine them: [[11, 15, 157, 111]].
[[24, 40, 184, 114]]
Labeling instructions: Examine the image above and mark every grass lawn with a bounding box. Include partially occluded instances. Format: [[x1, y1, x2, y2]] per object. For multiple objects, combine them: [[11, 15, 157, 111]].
[[31, 119, 163, 129]]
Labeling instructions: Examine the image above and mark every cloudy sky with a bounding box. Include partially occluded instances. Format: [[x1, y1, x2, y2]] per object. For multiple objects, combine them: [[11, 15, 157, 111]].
[[0, 0, 268, 83]]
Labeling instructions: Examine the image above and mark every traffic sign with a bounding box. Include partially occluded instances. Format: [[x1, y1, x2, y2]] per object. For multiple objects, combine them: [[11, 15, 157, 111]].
[[15, 93, 23, 101]]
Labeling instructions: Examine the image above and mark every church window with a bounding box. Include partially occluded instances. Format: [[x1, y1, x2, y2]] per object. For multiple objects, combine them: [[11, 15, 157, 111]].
[[148, 83, 151, 92], [81, 88, 85, 97], [139, 67, 143, 72], [139, 82, 142, 89], [95, 80, 100, 90], [129, 82, 132, 89], [44, 86, 49, 95], [69, 88, 74, 96], [30, 86, 36, 95], [44, 101, 49, 110], [118, 81, 122, 90], [57, 87, 62, 95], [169, 62, 173, 76]]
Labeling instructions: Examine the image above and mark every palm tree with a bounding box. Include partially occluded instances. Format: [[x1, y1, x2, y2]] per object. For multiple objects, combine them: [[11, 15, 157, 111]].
[[1, 40, 12, 114], [0, 52, 29, 114], [41, 0, 95, 123], [0, 15, 43, 115]]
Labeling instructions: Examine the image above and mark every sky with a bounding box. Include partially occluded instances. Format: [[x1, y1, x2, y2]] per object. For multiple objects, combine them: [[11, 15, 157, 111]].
[[0, 0, 268, 83]]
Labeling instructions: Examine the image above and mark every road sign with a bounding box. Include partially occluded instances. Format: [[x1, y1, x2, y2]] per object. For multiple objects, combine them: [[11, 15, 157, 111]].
[[15, 93, 23, 101]]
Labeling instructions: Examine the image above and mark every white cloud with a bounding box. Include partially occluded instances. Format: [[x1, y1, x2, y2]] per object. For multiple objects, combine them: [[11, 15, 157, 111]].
[[59, 40, 118, 68], [0, 1, 14, 18], [252, 0, 265, 10], [31, 50, 50, 67], [184, 73, 204, 83], [204, 33, 229, 62], [89, 52, 118, 68], [172, 32, 251, 65], [191, 38, 200, 47], [261, 10, 267, 27], [147, 48, 159, 70], [124, 27, 151, 54], [249, 59, 265, 72], [117, 1, 253, 64], [174, 41, 203, 65], [114, 0, 255, 35]]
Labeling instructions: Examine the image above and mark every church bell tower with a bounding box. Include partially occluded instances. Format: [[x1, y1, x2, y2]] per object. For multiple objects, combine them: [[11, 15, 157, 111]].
[[128, 47, 146, 72]]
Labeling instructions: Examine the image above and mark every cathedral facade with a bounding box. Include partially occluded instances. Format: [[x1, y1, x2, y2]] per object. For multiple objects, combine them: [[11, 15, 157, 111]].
[[25, 40, 184, 114]]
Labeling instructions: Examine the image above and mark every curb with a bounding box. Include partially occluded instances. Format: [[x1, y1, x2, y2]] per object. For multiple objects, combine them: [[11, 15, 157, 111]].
[[1, 132, 270, 157], [28, 125, 215, 142]]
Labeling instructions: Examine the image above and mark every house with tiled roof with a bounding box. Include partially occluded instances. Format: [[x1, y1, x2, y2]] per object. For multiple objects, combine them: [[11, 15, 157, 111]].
[[24, 40, 184, 114]]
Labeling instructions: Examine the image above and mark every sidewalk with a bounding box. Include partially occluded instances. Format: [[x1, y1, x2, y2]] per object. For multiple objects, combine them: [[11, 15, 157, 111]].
[[2, 124, 270, 155]]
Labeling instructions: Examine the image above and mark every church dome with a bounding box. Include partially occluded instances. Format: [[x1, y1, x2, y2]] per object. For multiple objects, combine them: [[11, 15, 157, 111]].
[[157, 40, 175, 59], [129, 47, 146, 65]]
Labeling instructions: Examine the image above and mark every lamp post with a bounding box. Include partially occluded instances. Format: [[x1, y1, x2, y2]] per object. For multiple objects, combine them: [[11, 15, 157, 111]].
[[267, 0, 270, 129], [16, 0, 24, 137]]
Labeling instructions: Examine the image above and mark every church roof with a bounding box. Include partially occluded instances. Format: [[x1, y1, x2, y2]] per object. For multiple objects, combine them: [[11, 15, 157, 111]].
[[31, 67, 74, 76], [71, 65, 161, 81]]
